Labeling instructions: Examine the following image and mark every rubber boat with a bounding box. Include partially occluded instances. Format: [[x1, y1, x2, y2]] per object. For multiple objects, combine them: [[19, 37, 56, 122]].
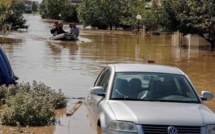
[[0, 46, 18, 85], [50, 33, 78, 41]]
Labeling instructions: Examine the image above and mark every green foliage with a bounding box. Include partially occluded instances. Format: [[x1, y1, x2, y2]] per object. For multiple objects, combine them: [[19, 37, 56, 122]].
[[13, 1, 25, 12], [32, 2, 38, 12], [31, 81, 67, 109], [78, 0, 150, 30], [1, 92, 55, 126], [39, 0, 48, 18], [160, 0, 215, 48], [0, 81, 67, 126], [159, 0, 181, 32], [99, 0, 122, 29], [178, 1, 215, 34], [61, 4, 78, 22], [5, 3, 26, 28], [0, 0, 12, 35], [45, 0, 64, 19], [141, 2, 161, 32], [0, 0, 26, 34], [78, 0, 111, 29], [39, 0, 78, 22], [120, 0, 145, 26]]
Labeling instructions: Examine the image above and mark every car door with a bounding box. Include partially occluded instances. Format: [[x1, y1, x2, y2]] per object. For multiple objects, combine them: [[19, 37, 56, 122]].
[[90, 67, 111, 120]]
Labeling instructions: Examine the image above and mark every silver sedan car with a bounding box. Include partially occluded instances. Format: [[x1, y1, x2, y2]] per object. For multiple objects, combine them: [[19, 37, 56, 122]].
[[85, 64, 215, 134]]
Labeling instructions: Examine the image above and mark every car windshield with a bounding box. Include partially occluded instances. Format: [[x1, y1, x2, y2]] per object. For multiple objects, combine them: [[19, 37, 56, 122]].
[[111, 72, 200, 103]]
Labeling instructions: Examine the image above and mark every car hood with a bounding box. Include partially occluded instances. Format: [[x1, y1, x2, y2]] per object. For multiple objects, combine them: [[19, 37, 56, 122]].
[[108, 101, 215, 126]]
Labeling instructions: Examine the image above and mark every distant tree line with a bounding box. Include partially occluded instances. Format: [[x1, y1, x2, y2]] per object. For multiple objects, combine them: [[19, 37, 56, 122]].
[[39, 0, 78, 22], [159, 0, 215, 49], [77, 0, 215, 49], [78, 0, 148, 30], [1, 0, 215, 49]]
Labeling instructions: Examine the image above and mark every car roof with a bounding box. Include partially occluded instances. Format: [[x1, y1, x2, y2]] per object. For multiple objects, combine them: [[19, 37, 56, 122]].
[[110, 64, 184, 75]]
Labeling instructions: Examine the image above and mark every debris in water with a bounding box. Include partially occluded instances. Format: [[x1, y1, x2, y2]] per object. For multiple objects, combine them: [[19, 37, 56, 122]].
[[66, 101, 83, 116]]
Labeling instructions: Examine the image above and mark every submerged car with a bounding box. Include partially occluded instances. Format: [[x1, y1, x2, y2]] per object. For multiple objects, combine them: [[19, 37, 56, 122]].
[[85, 64, 215, 134]]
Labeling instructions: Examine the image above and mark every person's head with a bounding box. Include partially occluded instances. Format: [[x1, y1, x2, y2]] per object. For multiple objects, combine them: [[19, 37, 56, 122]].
[[69, 23, 73, 28], [72, 22, 76, 26], [53, 22, 59, 26], [69, 22, 76, 28]]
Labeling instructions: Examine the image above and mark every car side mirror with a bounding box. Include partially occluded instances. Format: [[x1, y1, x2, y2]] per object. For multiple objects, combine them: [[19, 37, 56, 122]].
[[90, 86, 105, 97], [201, 91, 213, 100]]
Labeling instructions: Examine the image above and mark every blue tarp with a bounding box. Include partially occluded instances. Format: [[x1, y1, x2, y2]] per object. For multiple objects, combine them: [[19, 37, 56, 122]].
[[0, 46, 18, 85]]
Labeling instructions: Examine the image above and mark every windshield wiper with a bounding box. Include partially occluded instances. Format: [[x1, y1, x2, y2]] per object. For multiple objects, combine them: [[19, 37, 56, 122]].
[[155, 99, 199, 103]]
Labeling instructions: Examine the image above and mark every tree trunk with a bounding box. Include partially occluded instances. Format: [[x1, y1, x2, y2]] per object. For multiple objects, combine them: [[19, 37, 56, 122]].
[[209, 40, 215, 51], [110, 24, 113, 30], [201, 34, 215, 51]]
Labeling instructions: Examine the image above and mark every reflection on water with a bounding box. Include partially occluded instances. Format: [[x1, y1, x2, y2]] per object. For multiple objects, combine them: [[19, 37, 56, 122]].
[[1, 14, 215, 133]]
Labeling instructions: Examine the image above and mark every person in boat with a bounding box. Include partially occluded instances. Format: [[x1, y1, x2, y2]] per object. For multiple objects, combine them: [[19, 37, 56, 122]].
[[69, 22, 79, 37], [58, 23, 67, 34], [50, 22, 67, 36], [50, 22, 59, 36]]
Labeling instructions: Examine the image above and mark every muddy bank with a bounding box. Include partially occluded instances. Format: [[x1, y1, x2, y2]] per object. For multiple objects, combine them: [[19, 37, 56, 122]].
[[0, 36, 22, 43]]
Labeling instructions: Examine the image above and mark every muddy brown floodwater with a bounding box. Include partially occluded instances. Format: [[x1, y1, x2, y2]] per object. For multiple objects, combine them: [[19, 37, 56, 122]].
[[0, 14, 215, 134]]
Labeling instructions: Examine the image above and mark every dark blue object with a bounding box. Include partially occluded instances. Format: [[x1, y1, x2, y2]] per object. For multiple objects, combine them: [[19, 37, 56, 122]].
[[0, 46, 18, 85]]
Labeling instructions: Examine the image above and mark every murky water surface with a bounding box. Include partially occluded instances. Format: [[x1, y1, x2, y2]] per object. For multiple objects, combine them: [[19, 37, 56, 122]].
[[1, 14, 215, 133]]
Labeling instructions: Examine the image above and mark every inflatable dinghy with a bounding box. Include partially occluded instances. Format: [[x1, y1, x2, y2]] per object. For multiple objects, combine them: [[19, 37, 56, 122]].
[[51, 33, 78, 41]]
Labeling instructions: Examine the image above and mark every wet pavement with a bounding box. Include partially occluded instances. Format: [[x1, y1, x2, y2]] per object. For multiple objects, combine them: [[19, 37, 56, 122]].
[[1, 14, 215, 133]]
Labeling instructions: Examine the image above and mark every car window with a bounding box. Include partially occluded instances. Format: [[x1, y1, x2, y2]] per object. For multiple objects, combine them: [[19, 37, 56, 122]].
[[94, 67, 111, 92], [94, 68, 106, 86], [111, 72, 200, 103]]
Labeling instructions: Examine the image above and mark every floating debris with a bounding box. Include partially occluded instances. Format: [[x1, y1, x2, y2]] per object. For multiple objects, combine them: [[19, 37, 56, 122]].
[[148, 60, 155, 63], [66, 101, 83, 116]]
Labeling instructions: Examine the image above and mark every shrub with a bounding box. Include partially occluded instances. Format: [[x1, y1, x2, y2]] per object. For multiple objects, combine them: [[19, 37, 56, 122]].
[[0, 81, 67, 126], [1, 92, 55, 126], [31, 81, 67, 109]]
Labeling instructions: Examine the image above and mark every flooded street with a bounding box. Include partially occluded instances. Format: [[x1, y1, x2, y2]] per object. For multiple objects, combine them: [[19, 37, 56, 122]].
[[1, 14, 215, 133]]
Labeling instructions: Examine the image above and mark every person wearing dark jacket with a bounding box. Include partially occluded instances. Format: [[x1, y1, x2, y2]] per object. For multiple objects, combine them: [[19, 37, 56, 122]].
[[50, 22, 67, 36], [50, 22, 59, 36], [58, 23, 67, 34]]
